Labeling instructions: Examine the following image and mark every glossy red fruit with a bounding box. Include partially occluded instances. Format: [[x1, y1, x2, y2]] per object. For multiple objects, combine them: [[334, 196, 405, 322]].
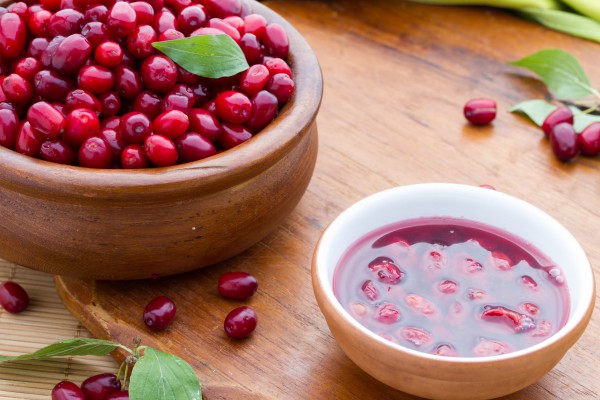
[[368, 257, 404, 284], [0, 13, 27, 58], [162, 87, 195, 114], [7, 2, 28, 20], [219, 122, 252, 149], [244, 14, 267, 39], [27, 37, 50, 59], [14, 57, 41, 83], [360, 280, 380, 301], [145, 134, 178, 166], [48, 9, 84, 37], [40, 36, 65, 70], [107, 2, 137, 37], [64, 108, 100, 146], [40, 138, 76, 165], [81, 22, 112, 48], [127, 24, 156, 59], [177, 5, 206, 35], [16, 122, 43, 157], [106, 391, 129, 400], [40, 0, 61, 12], [99, 91, 121, 117], [98, 128, 125, 162], [245, 90, 278, 133], [84, 4, 109, 23], [113, 65, 143, 99], [132, 90, 162, 120], [79, 137, 112, 168], [52, 34, 92, 75], [550, 122, 579, 162], [578, 122, 600, 156], [121, 111, 152, 144], [52, 381, 85, 400], [0, 108, 19, 148], [121, 144, 149, 168], [223, 16, 244, 34], [224, 306, 257, 339], [175, 132, 216, 163], [27, 101, 65, 139], [158, 28, 185, 41], [189, 108, 222, 142], [264, 57, 292, 78], [463, 98, 497, 126], [81, 373, 122, 400], [130, 1, 154, 25], [542, 106, 573, 137], [239, 65, 269, 97], [216, 90, 252, 124], [238, 33, 262, 64], [153, 9, 178, 35], [28, 10, 52, 38], [263, 23, 289, 58], [141, 55, 178, 93], [1, 74, 33, 104], [266, 73, 294, 104], [66, 89, 102, 113], [34, 70, 75, 102], [152, 110, 189, 139], [218, 272, 258, 300], [207, 18, 240, 42], [143, 295, 176, 330], [77, 66, 114, 95], [0, 281, 29, 314], [95, 41, 123, 68]]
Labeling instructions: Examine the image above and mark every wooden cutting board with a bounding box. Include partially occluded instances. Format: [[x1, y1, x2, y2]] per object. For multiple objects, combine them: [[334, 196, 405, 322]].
[[55, 1, 600, 398]]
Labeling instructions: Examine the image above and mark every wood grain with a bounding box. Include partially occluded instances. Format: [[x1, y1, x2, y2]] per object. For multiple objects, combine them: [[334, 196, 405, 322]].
[[55, 0, 600, 399]]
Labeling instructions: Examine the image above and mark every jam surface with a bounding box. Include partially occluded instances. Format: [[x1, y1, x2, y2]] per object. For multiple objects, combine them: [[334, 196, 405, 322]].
[[333, 217, 570, 357]]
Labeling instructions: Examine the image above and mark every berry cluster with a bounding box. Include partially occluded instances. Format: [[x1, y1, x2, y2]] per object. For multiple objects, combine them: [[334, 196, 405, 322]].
[[0, 0, 294, 168], [53, 374, 126, 400]]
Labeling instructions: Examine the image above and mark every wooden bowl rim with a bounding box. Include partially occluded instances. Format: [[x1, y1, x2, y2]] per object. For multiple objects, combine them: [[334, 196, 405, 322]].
[[0, 0, 323, 201]]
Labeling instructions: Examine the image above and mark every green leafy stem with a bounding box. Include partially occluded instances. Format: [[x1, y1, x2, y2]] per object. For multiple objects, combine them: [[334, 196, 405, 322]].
[[0, 338, 201, 400]]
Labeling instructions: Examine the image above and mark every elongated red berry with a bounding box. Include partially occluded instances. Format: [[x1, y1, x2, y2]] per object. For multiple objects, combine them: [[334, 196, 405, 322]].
[[464, 98, 496, 125]]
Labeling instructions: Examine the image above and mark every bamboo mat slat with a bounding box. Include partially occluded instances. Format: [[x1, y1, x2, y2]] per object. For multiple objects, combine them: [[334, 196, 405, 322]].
[[0, 260, 117, 400]]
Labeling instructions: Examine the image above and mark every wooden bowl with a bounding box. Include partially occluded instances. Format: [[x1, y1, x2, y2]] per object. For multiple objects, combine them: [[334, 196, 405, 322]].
[[312, 184, 595, 399], [0, 1, 322, 280]]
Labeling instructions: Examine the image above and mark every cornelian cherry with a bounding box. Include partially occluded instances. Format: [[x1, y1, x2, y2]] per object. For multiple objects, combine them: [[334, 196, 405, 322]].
[[0, 281, 29, 314], [218, 272, 258, 300], [81, 373, 121, 400], [143, 295, 176, 330], [52, 381, 85, 400], [224, 306, 257, 339]]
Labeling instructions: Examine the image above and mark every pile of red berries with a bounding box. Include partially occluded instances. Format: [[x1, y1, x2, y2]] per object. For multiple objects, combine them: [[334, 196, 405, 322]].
[[0, 0, 294, 168], [53, 374, 126, 400]]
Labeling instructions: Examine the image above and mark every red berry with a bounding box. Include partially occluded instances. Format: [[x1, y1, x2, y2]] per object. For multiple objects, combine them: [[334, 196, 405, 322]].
[[463, 98, 497, 125], [27, 37, 50, 59], [94, 41, 123, 68], [219, 122, 251, 149], [158, 28, 185, 41], [64, 108, 100, 146], [145, 134, 178, 166], [52, 34, 92, 75], [78, 65, 115, 95], [121, 144, 149, 168], [143, 295, 176, 331], [189, 108, 222, 142], [1, 74, 33, 104], [40, 0, 61, 12], [14, 57, 41, 83], [360, 280, 380, 301], [239, 64, 269, 97], [79, 137, 112, 168], [206, 18, 240, 42], [84, 4, 108, 23], [107, 2, 137, 37], [175, 132, 216, 163], [0, 108, 19, 149], [99, 91, 122, 117], [0, 13, 27, 59], [113, 65, 143, 99], [153, 9, 178, 35], [40, 138, 76, 165], [81, 22, 112, 48], [264, 57, 292, 77], [263, 23, 289, 59], [153, 110, 189, 139], [65, 89, 102, 113], [223, 16, 244, 34], [16, 122, 43, 157], [28, 10, 53, 38], [177, 5, 206, 35], [204, 0, 241, 19], [98, 128, 125, 162], [132, 90, 162, 120], [550, 122, 579, 162], [266, 73, 294, 104], [141, 55, 178, 93], [81, 373, 121, 400], [0, 281, 29, 314], [121, 111, 152, 144], [106, 391, 129, 400], [542, 106, 573, 137], [239, 33, 262, 64], [177, 65, 200, 85], [126, 24, 156, 59], [245, 90, 278, 133], [244, 14, 266, 39], [129, 1, 154, 25], [216, 90, 252, 124], [47, 9, 84, 37], [34, 70, 76, 102], [224, 306, 257, 339], [368, 256, 404, 284], [52, 381, 85, 400], [27, 101, 65, 139], [218, 272, 258, 300], [578, 122, 600, 156]]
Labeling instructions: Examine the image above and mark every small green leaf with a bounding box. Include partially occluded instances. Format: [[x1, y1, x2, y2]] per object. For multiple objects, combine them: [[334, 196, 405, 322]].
[[570, 107, 600, 133], [152, 35, 249, 79], [517, 8, 600, 45], [509, 49, 597, 100], [129, 347, 201, 400], [509, 99, 558, 126], [0, 338, 127, 362]]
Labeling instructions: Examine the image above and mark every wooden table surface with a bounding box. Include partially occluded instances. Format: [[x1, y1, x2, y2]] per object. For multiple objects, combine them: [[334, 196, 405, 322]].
[[53, 1, 600, 399]]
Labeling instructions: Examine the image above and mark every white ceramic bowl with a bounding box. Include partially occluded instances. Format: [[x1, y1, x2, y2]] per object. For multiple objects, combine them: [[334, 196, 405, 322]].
[[312, 183, 595, 399]]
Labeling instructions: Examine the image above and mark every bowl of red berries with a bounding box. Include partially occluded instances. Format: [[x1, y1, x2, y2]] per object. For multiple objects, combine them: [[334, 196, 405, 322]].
[[312, 183, 595, 399], [0, 0, 322, 279]]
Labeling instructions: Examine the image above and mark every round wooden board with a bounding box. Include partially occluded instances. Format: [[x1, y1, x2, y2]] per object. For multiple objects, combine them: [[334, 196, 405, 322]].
[[55, 0, 600, 399]]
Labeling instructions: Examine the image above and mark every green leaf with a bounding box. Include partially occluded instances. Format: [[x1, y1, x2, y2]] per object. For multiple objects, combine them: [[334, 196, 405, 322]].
[[570, 107, 600, 133], [509, 99, 558, 126], [517, 8, 600, 45], [129, 347, 201, 400], [152, 35, 249, 79], [509, 49, 597, 100], [0, 338, 127, 362]]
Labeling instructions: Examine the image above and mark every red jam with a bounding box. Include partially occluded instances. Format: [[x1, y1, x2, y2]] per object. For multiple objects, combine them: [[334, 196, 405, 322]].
[[333, 217, 570, 357]]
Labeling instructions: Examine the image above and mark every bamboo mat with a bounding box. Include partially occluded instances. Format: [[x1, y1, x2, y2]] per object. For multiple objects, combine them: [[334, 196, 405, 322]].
[[0, 260, 116, 399]]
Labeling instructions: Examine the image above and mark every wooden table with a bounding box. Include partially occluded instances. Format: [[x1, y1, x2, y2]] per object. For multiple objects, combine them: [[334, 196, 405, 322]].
[[53, 1, 600, 399]]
